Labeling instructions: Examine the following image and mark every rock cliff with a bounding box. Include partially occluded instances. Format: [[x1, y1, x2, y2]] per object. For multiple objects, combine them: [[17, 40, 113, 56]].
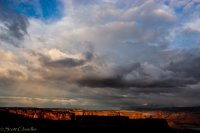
[[1, 108, 199, 129]]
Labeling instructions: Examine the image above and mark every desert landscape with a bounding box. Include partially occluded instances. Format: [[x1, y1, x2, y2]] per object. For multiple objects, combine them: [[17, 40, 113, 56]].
[[0, 107, 200, 132]]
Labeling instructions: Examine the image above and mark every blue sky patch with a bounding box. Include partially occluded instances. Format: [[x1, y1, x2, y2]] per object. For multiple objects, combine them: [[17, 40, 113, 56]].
[[3, 0, 64, 22]]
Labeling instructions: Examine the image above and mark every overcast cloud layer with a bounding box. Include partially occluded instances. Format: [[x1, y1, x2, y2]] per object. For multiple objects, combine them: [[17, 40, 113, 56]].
[[0, 0, 200, 109]]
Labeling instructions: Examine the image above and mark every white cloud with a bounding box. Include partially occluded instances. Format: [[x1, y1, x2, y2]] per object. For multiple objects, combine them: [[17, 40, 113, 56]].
[[153, 8, 176, 22], [184, 18, 200, 33], [124, 62, 173, 81], [42, 48, 85, 61], [0, 48, 16, 61]]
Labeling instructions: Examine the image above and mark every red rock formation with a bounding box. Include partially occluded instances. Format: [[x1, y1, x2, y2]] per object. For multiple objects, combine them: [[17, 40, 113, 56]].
[[6, 109, 71, 120], [2, 108, 200, 129]]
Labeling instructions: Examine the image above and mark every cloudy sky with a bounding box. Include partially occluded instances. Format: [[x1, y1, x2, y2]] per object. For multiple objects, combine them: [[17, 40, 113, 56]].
[[0, 0, 200, 109]]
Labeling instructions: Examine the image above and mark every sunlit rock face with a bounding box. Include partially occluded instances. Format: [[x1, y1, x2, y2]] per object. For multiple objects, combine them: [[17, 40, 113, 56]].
[[73, 110, 200, 129], [7, 109, 71, 120], [2, 108, 200, 129]]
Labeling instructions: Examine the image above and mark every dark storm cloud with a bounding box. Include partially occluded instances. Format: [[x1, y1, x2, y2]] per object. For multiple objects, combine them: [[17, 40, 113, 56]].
[[0, 1, 28, 45], [167, 53, 200, 80], [41, 51, 93, 68], [76, 51, 200, 90], [76, 66, 182, 89]]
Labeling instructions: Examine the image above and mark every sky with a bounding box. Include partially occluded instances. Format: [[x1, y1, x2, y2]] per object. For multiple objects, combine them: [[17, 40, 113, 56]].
[[0, 0, 200, 109]]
